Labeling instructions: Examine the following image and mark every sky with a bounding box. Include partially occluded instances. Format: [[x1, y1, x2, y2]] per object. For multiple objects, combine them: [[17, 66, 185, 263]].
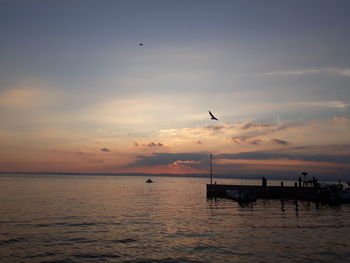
[[1, 0, 350, 180]]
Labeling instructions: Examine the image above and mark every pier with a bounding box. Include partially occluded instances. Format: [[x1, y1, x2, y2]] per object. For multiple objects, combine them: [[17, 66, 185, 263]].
[[206, 154, 349, 203], [206, 178, 349, 203]]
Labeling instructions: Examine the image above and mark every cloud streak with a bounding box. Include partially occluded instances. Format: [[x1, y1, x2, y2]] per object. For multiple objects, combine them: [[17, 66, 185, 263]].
[[132, 153, 208, 167], [232, 136, 262, 145], [299, 101, 349, 109], [218, 150, 350, 164], [134, 142, 165, 147], [101, 148, 111, 152], [271, 139, 290, 145], [254, 67, 350, 77], [242, 122, 271, 130], [147, 142, 164, 147]]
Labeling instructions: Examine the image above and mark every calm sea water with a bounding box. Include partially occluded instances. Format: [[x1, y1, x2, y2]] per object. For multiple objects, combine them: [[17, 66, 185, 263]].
[[0, 174, 349, 263]]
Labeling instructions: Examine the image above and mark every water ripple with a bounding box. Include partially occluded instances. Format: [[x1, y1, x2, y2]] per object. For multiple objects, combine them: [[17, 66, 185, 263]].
[[73, 252, 121, 259]]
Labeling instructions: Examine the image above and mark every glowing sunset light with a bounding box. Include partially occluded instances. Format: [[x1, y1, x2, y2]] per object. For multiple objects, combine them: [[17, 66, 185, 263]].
[[0, 1, 349, 180]]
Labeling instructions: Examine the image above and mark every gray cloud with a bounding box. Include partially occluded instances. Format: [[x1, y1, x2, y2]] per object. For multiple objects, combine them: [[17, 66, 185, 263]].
[[232, 136, 261, 145], [101, 148, 111, 152], [271, 138, 290, 145], [218, 151, 350, 164], [134, 141, 164, 147], [146, 142, 164, 147], [125, 147, 350, 179], [250, 139, 262, 145], [232, 121, 299, 143], [130, 149, 350, 168], [290, 144, 350, 154], [232, 136, 249, 144]]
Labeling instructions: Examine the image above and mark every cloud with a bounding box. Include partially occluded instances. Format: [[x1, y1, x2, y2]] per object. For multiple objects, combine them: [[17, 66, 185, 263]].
[[160, 122, 281, 137], [132, 152, 208, 167], [242, 122, 271, 130], [203, 124, 225, 131], [146, 142, 164, 147], [45, 149, 95, 156], [299, 101, 349, 109], [0, 78, 61, 110], [158, 121, 299, 149], [218, 149, 350, 164], [101, 148, 111, 152], [0, 89, 37, 107], [134, 141, 164, 147], [0, 88, 58, 110], [333, 117, 348, 122], [159, 124, 232, 141], [271, 138, 290, 145], [126, 145, 350, 175], [250, 139, 262, 145], [253, 67, 350, 77], [232, 136, 262, 145], [171, 160, 201, 166]]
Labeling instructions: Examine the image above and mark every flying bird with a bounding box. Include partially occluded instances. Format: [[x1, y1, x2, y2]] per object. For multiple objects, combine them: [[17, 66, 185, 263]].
[[139, 43, 143, 46], [209, 110, 218, 121]]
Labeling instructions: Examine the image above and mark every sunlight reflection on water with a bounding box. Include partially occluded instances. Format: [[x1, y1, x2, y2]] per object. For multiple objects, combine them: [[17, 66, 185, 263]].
[[0, 174, 349, 262]]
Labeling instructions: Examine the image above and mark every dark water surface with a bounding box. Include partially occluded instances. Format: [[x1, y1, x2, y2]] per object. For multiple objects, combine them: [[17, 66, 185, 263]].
[[0, 174, 349, 263]]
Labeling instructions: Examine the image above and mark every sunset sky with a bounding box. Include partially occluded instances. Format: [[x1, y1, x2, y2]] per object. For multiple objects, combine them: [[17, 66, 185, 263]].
[[1, 0, 350, 180]]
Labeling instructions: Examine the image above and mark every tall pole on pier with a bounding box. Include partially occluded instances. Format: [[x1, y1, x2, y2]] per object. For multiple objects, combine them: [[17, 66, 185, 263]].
[[210, 153, 213, 185]]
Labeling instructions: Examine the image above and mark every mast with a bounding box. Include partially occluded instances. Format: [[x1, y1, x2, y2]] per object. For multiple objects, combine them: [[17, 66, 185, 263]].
[[210, 153, 213, 185]]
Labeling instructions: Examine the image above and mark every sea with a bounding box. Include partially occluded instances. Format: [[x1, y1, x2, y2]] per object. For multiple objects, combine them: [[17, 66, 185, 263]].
[[0, 174, 349, 263]]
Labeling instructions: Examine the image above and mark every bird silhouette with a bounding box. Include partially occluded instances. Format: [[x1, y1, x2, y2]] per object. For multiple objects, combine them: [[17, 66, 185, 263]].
[[209, 110, 218, 121], [139, 43, 143, 46]]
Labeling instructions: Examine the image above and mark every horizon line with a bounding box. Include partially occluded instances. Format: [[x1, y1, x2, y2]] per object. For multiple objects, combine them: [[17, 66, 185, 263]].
[[0, 171, 344, 182]]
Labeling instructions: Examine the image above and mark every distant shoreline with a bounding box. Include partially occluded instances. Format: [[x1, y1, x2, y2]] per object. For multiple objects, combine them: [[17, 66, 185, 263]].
[[0, 171, 344, 182]]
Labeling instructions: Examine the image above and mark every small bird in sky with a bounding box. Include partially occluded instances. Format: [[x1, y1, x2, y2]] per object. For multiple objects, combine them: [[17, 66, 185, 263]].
[[139, 43, 143, 46], [209, 110, 218, 121]]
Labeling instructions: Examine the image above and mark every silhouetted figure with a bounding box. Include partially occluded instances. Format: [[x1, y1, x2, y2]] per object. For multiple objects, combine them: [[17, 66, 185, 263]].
[[262, 177, 267, 187], [209, 110, 218, 121]]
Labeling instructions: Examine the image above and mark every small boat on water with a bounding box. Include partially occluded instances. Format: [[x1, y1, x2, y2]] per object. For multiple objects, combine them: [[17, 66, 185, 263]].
[[146, 178, 153, 183]]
